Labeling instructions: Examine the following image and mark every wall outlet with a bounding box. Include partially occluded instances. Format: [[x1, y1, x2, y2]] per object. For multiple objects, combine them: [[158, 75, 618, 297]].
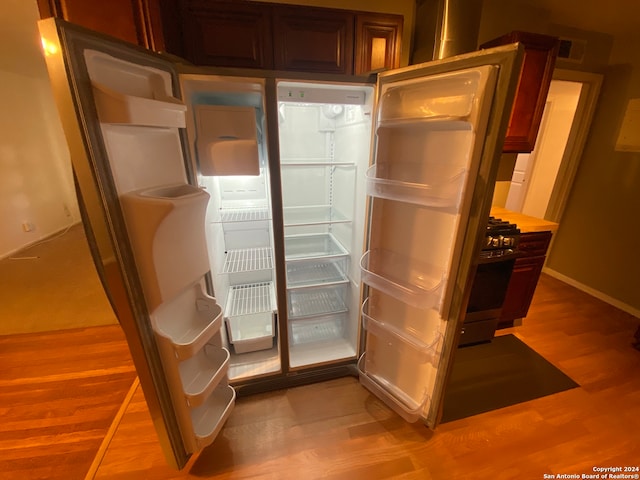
[[22, 222, 35, 232]]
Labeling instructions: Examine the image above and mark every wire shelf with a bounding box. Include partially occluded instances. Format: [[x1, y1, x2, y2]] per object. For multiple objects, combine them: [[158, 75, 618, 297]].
[[227, 282, 275, 317], [219, 208, 270, 223], [223, 247, 273, 274]]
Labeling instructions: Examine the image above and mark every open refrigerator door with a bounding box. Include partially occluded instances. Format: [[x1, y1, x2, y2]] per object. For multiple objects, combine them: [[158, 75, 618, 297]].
[[358, 47, 523, 426], [38, 19, 237, 469]]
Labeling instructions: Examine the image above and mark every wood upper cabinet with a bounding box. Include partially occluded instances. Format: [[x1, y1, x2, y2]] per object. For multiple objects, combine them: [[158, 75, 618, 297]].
[[37, 0, 166, 51], [499, 230, 552, 327], [179, 0, 274, 69], [273, 6, 354, 74], [355, 13, 403, 74], [481, 31, 559, 153]]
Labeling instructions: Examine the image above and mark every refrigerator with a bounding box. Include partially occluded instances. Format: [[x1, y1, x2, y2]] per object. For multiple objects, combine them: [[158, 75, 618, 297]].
[[38, 18, 523, 470]]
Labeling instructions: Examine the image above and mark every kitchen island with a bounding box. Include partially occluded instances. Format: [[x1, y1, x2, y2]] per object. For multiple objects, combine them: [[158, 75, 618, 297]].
[[490, 207, 559, 328]]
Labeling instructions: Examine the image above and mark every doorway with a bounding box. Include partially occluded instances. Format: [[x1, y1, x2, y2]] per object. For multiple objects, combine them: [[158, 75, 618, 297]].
[[505, 69, 602, 222]]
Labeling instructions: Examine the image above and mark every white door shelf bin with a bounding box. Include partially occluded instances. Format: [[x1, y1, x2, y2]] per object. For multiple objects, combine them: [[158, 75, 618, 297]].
[[283, 206, 350, 226], [284, 233, 348, 260], [92, 81, 186, 128], [360, 249, 446, 311], [190, 384, 236, 451], [377, 68, 483, 123], [289, 314, 346, 345], [180, 344, 230, 408], [358, 353, 429, 423], [287, 284, 348, 319], [286, 257, 348, 288], [120, 183, 210, 313], [365, 164, 468, 209], [225, 282, 276, 354], [361, 298, 441, 365], [152, 283, 223, 361], [223, 247, 273, 274]]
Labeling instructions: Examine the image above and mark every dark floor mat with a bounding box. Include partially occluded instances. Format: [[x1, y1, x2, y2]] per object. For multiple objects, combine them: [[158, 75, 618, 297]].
[[441, 334, 579, 423]]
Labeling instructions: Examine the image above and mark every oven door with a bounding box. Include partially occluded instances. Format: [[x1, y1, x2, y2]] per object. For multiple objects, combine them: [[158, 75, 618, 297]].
[[460, 251, 517, 346]]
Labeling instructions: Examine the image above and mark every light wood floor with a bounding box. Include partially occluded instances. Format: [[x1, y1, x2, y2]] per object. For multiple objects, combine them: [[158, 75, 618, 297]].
[[91, 274, 639, 480], [2, 274, 638, 479]]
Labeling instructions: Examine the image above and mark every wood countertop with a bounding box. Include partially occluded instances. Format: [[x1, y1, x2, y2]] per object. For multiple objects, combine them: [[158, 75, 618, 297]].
[[490, 206, 559, 234]]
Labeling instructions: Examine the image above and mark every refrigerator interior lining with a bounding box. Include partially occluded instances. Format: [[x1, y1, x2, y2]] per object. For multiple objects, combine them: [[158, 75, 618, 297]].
[[277, 81, 374, 369]]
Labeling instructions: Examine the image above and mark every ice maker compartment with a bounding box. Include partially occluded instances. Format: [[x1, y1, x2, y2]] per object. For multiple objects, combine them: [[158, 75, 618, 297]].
[[120, 184, 210, 312], [195, 105, 260, 176]]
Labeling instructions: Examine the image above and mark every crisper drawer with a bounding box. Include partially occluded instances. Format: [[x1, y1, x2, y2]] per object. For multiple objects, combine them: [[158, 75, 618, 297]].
[[289, 313, 346, 346], [284, 233, 348, 260], [287, 283, 348, 319], [286, 257, 348, 288]]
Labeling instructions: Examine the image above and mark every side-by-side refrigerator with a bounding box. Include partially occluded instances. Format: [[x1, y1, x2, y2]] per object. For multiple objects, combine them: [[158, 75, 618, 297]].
[[39, 19, 523, 469]]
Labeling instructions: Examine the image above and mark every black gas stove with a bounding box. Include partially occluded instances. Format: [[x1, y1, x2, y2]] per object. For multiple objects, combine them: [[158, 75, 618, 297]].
[[480, 216, 521, 259], [459, 216, 521, 347]]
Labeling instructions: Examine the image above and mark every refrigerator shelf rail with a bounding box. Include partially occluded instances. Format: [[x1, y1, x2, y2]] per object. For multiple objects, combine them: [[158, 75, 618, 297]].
[[365, 165, 468, 209], [357, 353, 429, 423], [181, 345, 230, 408], [360, 250, 446, 311], [283, 205, 350, 226], [92, 80, 186, 128], [287, 284, 348, 319], [223, 247, 273, 274]]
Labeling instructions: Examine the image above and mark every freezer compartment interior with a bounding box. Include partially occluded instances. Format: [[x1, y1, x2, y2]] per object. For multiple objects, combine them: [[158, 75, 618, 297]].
[[180, 75, 281, 381]]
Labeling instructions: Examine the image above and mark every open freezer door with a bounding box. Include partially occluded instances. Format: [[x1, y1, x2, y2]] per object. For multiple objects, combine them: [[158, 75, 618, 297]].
[[358, 45, 524, 427], [38, 19, 235, 469]]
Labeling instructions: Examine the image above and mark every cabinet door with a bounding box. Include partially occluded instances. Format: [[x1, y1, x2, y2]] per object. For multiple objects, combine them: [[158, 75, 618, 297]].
[[37, 0, 162, 49], [355, 13, 403, 74], [179, 1, 274, 69], [273, 6, 354, 74], [499, 256, 545, 323], [481, 31, 559, 153]]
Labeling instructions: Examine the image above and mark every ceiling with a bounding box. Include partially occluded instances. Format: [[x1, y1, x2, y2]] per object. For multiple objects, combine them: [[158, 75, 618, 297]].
[[522, 0, 639, 37]]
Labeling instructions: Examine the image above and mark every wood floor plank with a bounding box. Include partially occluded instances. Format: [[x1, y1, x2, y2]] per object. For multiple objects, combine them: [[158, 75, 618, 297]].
[[92, 274, 640, 480], [0, 325, 136, 480]]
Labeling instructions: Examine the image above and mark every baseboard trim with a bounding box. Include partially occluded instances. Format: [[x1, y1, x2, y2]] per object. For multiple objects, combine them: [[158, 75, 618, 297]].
[[543, 267, 640, 319], [1, 221, 81, 261]]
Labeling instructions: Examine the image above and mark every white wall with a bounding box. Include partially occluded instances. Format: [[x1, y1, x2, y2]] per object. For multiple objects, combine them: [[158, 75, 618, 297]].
[[0, 0, 80, 259], [521, 80, 581, 218]]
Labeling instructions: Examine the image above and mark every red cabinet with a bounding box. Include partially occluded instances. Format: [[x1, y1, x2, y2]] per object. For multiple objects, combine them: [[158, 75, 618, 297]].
[[273, 6, 354, 74], [355, 14, 403, 74], [180, 1, 274, 69], [37, 0, 166, 50], [481, 31, 559, 153], [499, 231, 552, 327]]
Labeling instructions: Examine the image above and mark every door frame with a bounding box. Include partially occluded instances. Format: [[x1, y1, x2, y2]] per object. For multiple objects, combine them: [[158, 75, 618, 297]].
[[544, 69, 602, 222]]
